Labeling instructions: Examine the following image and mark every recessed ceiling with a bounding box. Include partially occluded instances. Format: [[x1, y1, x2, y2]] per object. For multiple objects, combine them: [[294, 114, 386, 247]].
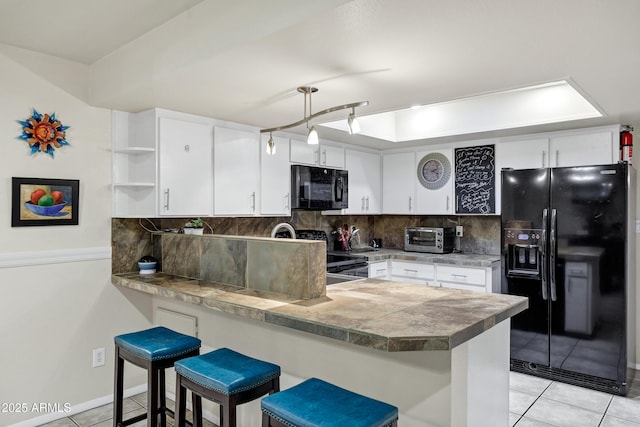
[[320, 80, 603, 142], [0, 0, 638, 150]]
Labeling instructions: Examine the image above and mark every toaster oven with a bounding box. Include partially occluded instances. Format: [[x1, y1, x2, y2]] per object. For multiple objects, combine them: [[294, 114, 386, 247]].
[[404, 227, 455, 254]]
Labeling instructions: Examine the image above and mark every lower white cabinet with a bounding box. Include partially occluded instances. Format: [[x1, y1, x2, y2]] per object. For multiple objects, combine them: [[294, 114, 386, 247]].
[[378, 259, 499, 293], [368, 261, 389, 279], [436, 264, 495, 293], [389, 260, 437, 286]]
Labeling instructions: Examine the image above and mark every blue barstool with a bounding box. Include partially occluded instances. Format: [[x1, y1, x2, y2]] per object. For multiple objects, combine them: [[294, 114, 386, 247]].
[[174, 347, 281, 427], [261, 377, 398, 427], [113, 326, 201, 427]]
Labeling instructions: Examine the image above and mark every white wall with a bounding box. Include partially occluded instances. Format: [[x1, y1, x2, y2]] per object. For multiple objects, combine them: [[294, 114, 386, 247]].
[[0, 47, 152, 426]]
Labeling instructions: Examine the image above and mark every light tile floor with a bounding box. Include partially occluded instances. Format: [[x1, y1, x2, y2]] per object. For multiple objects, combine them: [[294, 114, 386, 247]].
[[38, 371, 640, 427], [510, 370, 640, 427], [38, 392, 215, 427]]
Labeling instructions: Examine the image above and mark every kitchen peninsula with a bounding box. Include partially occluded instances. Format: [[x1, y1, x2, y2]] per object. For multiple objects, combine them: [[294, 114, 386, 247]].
[[112, 234, 527, 427]]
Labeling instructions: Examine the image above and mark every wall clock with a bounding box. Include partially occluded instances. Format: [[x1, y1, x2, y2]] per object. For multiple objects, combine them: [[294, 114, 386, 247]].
[[417, 152, 451, 190]]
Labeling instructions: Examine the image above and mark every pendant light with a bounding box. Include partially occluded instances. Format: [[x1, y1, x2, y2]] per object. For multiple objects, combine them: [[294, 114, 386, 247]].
[[260, 86, 368, 154]]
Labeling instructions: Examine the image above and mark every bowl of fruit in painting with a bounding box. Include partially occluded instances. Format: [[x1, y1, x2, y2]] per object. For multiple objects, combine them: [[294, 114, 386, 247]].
[[25, 188, 68, 216]]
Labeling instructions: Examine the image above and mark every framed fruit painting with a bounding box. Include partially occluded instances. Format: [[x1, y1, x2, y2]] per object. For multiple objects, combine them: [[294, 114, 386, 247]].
[[12, 177, 79, 227]]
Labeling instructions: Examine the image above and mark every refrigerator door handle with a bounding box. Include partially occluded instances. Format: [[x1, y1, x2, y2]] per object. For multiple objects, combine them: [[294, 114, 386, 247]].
[[550, 208, 558, 301], [541, 209, 548, 301]]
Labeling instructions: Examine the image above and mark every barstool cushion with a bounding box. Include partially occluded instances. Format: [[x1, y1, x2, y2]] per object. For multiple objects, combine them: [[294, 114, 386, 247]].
[[175, 348, 280, 396], [261, 378, 398, 427], [114, 326, 201, 362]]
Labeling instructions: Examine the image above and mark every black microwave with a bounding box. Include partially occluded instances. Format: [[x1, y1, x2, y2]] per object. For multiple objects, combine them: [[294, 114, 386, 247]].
[[291, 164, 348, 210]]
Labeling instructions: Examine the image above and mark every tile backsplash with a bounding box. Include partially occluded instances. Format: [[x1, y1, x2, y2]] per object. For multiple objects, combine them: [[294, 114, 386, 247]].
[[112, 213, 500, 274]]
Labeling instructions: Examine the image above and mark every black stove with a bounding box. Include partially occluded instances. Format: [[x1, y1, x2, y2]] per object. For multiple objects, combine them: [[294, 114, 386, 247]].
[[275, 229, 369, 277]]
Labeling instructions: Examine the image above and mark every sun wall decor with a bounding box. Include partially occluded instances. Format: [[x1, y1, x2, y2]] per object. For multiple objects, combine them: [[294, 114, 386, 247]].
[[17, 109, 70, 157]]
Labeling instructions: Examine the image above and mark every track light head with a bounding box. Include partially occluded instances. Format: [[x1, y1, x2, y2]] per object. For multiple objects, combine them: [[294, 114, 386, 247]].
[[266, 134, 276, 155], [307, 125, 319, 145], [347, 109, 361, 135]]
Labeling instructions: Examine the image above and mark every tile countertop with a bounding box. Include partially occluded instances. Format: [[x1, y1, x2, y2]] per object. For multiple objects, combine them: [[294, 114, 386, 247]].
[[340, 248, 501, 267], [112, 272, 527, 352]]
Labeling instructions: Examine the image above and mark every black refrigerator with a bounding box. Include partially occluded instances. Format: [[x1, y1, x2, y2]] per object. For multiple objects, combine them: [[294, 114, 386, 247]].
[[501, 162, 636, 395]]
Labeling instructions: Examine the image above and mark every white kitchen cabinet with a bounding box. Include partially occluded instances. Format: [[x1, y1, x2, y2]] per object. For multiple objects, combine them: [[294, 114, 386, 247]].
[[435, 263, 499, 293], [214, 126, 260, 216], [415, 148, 454, 215], [381, 258, 498, 293], [113, 109, 214, 218], [260, 134, 291, 215], [497, 125, 619, 170], [290, 138, 345, 168], [389, 260, 437, 286], [495, 125, 620, 215], [344, 149, 381, 214], [382, 152, 415, 214], [368, 260, 389, 279], [550, 130, 618, 167], [158, 118, 213, 217]]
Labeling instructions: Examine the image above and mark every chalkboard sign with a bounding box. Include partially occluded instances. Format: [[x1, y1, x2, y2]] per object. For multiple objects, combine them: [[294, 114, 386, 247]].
[[454, 145, 495, 214]]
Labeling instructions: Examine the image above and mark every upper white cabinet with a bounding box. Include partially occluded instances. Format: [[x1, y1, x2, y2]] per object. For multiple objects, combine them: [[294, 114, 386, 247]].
[[496, 125, 619, 170], [158, 118, 213, 217], [382, 148, 454, 215], [415, 148, 454, 215], [214, 126, 260, 216], [112, 109, 214, 218], [495, 125, 620, 214], [260, 134, 291, 216], [290, 138, 345, 169], [344, 149, 381, 214], [382, 152, 416, 214]]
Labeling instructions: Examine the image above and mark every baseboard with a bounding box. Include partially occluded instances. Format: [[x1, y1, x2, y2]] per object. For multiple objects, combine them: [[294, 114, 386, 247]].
[[7, 384, 146, 427]]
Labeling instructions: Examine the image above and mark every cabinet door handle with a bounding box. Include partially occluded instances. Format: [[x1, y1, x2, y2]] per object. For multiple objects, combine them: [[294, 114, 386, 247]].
[[555, 149, 559, 166], [322, 149, 327, 165], [542, 151, 546, 167], [451, 274, 467, 278], [314, 149, 319, 164], [251, 192, 256, 212], [365, 196, 369, 210], [376, 269, 387, 274], [404, 268, 418, 273], [361, 196, 366, 211], [409, 196, 413, 211], [164, 188, 170, 211], [446, 196, 450, 212], [285, 192, 290, 210]]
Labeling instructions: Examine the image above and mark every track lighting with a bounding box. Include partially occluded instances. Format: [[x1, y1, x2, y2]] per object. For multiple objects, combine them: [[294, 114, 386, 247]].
[[261, 86, 367, 154], [266, 133, 276, 155]]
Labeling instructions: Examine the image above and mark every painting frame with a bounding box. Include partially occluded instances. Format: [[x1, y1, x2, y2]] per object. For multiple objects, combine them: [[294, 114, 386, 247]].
[[12, 177, 79, 227]]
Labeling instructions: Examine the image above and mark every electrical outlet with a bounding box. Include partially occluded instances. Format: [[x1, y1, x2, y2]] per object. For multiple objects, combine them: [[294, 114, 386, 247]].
[[456, 226, 464, 237], [92, 347, 105, 368]]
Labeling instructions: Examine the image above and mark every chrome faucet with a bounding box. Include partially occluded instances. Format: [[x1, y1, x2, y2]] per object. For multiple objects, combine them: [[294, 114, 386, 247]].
[[270, 222, 296, 239]]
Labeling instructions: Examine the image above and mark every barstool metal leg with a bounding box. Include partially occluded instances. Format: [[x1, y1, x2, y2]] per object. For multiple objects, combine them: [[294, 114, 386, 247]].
[[113, 348, 124, 427]]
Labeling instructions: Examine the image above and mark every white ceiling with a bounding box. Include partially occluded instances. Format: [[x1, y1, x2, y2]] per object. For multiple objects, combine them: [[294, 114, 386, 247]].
[[1, 0, 639, 150]]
